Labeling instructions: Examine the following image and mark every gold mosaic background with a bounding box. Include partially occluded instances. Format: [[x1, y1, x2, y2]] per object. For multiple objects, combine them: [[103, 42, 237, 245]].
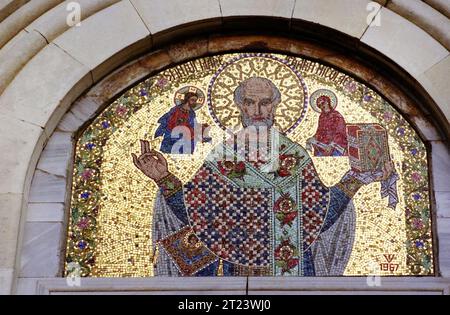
[[66, 53, 433, 277]]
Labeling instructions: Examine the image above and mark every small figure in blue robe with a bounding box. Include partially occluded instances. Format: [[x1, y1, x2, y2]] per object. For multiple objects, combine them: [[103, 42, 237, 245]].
[[155, 92, 211, 154]]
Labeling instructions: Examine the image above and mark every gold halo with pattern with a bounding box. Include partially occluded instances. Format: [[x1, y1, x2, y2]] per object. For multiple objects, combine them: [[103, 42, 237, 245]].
[[174, 85, 205, 111], [207, 53, 308, 133]]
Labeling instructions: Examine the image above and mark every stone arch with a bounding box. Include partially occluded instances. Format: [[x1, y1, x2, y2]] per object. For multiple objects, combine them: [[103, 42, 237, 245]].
[[0, 0, 449, 294]]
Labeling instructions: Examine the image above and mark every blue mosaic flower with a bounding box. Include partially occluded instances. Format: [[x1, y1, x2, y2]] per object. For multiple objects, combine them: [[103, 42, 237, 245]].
[[363, 94, 372, 102], [413, 193, 421, 201], [78, 241, 87, 250], [102, 121, 110, 129], [411, 148, 418, 156], [415, 240, 424, 249], [80, 192, 90, 199], [85, 143, 95, 150], [397, 127, 405, 136], [139, 89, 148, 96]]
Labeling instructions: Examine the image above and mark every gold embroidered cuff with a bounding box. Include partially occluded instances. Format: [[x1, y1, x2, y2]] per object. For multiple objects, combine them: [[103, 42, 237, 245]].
[[157, 173, 182, 198]]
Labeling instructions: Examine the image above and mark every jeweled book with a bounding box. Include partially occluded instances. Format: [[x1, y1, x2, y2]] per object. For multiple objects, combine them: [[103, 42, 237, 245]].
[[347, 123, 390, 172]]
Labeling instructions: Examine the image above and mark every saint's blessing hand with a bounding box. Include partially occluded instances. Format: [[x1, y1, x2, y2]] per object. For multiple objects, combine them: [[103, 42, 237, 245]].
[[132, 140, 169, 182]]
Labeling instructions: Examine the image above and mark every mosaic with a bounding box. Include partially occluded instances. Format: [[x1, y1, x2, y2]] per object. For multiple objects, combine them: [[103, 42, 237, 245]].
[[65, 53, 434, 277]]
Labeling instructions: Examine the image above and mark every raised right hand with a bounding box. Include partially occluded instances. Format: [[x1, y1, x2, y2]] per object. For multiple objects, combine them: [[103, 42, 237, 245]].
[[132, 140, 169, 182]]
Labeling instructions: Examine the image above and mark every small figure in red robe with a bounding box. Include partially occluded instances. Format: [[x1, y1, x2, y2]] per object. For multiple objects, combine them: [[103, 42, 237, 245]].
[[306, 91, 348, 157]]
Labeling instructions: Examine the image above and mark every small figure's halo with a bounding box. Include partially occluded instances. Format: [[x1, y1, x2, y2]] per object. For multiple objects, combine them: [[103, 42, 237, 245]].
[[174, 86, 206, 111], [310, 89, 338, 113]]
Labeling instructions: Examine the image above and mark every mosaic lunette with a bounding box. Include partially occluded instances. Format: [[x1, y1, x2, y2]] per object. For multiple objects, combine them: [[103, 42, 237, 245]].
[[65, 53, 433, 277]]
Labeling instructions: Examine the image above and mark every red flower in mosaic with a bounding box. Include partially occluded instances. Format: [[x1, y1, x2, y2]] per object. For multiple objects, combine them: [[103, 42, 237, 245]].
[[275, 195, 295, 214], [383, 111, 393, 122], [116, 105, 128, 116], [81, 169, 94, 181], [276, 154, 300, 177], [156, 77, 169, 89], [235, 161, 245, 172], [411, 172, 422, 183], [274, 239, 299, 275], [218, 161, 233, 175], [277, 168, 291, 177], [280, 154, 298, 168], [217, 161, 246, 179], [412, 218, 424, 230], [345, 81, 357, 93], [77, 217, 90, 230], [274, 194, 297, 227]]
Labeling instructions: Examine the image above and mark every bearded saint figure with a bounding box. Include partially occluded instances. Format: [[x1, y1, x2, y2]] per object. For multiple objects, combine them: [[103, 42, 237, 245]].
[[132, 77, 395, 277]]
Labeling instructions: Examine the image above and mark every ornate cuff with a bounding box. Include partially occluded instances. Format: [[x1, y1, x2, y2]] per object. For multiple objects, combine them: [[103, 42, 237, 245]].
[[157, 172, 182, 198]]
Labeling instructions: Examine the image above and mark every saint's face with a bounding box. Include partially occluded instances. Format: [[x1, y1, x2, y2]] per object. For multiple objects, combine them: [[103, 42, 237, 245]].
[[187, 96, 198, 107], [240, 80, 276, 127], [317, 97, 332, 113]]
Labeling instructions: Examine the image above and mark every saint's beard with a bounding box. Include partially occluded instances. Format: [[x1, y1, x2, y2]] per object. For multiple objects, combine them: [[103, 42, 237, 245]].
[[241, 114, 275, 129], [237, 115, 275, 162]]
